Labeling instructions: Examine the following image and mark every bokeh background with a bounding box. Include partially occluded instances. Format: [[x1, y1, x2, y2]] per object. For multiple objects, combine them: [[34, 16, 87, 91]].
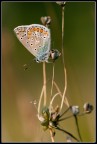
[[2, 2, 95, 142]]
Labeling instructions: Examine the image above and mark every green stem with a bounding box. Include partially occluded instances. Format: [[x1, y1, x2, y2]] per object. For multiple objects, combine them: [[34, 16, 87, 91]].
[[74, 115, 82, 142], [56, 126, 80, 142], [59, 107, 70, 118], [59, 114, 74, 122]]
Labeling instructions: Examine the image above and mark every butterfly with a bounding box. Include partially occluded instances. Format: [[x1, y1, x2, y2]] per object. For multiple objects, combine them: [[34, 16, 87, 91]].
[[14, 24, 51, 63]]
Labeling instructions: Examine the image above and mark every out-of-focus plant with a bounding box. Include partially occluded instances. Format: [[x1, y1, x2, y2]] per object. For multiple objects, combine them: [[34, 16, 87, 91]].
[[35, 2, 94, 142], [13, 1, 94, 142]]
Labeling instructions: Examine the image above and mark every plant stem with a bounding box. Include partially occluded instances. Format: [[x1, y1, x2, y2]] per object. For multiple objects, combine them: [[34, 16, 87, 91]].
[[51, 63, 55, 99], [59, 115, 74, 121], [74, 116, 82, 142], [59, 107, 70, 118], [43, 62, 46, 106], [37, 62, 47, 113], [62, 6, 65, 66], [49, 129, 55, 142], [56, 126, 80, 142], [60, 68, 67, 111], [53, 81, 69, 107], [60, 4, 69, 112], [38, 86, 44, 114], [49, 92, 60, 110]]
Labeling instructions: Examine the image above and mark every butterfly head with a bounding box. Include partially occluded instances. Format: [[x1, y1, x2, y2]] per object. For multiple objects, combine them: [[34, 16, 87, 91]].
[[50, 49, 61, 62]]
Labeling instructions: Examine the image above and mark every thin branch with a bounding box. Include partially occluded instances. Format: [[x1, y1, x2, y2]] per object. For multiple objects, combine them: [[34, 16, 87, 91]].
[[59, 112, 88, 122], [56, 126, 80, 142], [49, 92, 60, 110], [61, 6, 65, 66], [51, 63, 55, 98], [59, 107, 70, 118], [43, 62, 46, 106], [38, 86, 44, 114], [53, 81, 69, 107], [49, 129, 55, 142], [60, 6, 69, 112], [60, 68, 67, 111], [74, 115, 82, 142], [59, 115, 74, 122], [53, 80, 62, 95], [78, 113, 87, 117]]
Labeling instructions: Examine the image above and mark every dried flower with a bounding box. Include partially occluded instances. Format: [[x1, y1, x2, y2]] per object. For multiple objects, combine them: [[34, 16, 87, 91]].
[[56, 1, 66, 7], [66, 136, 72, 142], [41, 16, 51, 27], [83, 103, 94, 114], [70, 106, 79, 115]]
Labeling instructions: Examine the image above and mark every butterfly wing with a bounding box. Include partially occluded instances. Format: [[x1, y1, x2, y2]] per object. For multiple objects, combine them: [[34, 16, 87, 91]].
[[14, 24, 51, 62], [14, 25, 37, 57], [26, 24, 51, 61]]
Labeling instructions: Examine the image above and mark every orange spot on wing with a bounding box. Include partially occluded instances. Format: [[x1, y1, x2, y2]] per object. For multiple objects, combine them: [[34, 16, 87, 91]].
[[27, 29, 32, 38], [33, 27, 37, 31], [27, 30, 32, 35], [37, 28, 39, 32], [29, 28, 35, 32], [44, 31, 48, 35], [40, 28, 43, 33]]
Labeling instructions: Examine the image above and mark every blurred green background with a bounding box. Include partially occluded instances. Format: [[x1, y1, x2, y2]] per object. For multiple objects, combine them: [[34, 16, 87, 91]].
[[2, 2, 95, 142]]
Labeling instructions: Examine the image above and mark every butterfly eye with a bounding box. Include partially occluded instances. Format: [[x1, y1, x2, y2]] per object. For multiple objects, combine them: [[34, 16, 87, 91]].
[[20, 37, 23, 40], [34, 49, 36, 50]]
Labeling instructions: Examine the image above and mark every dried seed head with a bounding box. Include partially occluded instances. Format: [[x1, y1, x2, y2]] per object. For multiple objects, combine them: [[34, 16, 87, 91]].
[[70, 106, 79, 115], [56, 1, 66, 7], [41, 16, 51, 27], [66, 136, 72, 142], [83, 102, 94, 114]]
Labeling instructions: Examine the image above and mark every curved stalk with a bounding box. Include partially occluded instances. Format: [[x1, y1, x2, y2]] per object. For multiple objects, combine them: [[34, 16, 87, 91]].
[[56, 126, 80, 142]]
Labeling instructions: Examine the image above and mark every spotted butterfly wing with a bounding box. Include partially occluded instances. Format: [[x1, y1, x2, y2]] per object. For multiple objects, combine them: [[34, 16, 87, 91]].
[[14, 25, 32, 54], [14, 24, 51, 62]]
